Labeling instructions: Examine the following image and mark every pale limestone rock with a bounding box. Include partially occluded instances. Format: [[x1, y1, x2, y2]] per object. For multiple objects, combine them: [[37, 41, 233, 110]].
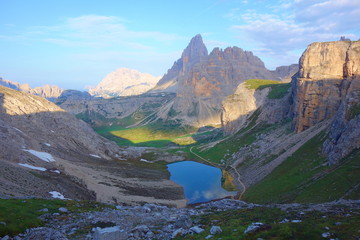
[[292, 41, 360, 133], [89, 68, 160, 98]]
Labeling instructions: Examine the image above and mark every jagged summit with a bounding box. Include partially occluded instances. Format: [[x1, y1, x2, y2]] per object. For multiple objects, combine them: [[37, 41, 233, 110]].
[[180, 34, 208, 73], [153, 34, 208, 92]]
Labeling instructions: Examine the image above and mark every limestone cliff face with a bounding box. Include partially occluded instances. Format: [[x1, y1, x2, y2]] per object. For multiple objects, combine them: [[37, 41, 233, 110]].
[[292, 41, 360, 133], [169, 46, 277, 127], [88, 68, 160, 98], [0, 78, 63, 99], [323, 78, 360, 164], [221, 84, 269, 134], [152, 34, 208, 92]]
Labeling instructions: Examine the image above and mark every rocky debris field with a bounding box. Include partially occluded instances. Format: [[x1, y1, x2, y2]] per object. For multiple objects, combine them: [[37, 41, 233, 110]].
[[1, 198, 359, 240]]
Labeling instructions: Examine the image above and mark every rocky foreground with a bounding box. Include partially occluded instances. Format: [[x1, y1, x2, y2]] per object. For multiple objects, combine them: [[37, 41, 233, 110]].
[[1, 198, 359, 240]]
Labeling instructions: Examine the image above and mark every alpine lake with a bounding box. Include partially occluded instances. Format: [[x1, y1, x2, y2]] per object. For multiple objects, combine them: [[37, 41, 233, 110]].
[[167, 161, 237, 204]]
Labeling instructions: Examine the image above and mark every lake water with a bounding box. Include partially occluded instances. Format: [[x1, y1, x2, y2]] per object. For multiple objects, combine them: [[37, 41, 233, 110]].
[[167, 161, 237, 204]]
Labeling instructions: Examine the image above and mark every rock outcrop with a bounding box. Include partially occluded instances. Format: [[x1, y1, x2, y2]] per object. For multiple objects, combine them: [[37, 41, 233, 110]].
[[88, 68, 160, 98], [292, 41, 360, 133], [0, 78, 63, 100]]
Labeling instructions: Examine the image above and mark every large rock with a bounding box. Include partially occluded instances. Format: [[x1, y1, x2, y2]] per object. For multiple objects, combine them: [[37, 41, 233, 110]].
[[94, 226, 127, 240], [88, 68, 160, 98], [292, 41, 360, 133]]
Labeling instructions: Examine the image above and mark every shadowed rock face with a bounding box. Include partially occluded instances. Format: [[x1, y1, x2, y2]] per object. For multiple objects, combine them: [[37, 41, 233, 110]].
[[292, 41, 360, 133], [272, 64, 299, 80]]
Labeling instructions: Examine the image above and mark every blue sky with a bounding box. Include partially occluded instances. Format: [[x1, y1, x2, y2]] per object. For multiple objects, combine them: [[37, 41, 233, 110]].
[[1, 0, 359, 90]]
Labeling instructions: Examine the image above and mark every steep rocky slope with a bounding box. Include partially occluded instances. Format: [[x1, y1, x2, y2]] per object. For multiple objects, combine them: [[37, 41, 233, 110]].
[[0, 86, 185, 207], [0, 78, 63, 100], [88, 68, 160, 98]]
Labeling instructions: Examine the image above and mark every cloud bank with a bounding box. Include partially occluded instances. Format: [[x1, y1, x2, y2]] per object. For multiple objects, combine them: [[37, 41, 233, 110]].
[[229, 0, 360, 68]]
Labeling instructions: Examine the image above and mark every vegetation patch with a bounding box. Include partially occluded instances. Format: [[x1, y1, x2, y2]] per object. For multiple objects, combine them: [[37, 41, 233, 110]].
[[347, 103, 360, 120], [95, 121, 222, 148], [0, 199, 113, 236], [244, 79, 291, 99], [190, 110, 275, 164], [243, 131, 360, 204]]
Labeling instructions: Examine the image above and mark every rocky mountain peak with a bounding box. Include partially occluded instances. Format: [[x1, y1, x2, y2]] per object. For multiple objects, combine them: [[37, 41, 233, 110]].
[[153, 34, 208, 92], [181, 34, 208, 72]]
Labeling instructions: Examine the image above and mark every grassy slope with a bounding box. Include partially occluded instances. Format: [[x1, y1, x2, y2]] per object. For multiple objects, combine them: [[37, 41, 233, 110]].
[[190, 109, 271, 164], [243, 132, 360, 204], [244, 79, 291, 99], [0, 199, 113, 236], [95, 121, 221, 148]]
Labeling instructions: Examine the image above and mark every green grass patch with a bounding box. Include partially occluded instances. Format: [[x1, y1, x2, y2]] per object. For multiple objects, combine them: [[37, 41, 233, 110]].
[[268, 83, 291, 99], [190, 111, 276, 164], [95, 121, 223, 148], [244, 79, 291, 99], [347, 103, 360, 120], [179, 206, 360, 240], [0, 199, 113, 236], [243, 131, 360, 204]]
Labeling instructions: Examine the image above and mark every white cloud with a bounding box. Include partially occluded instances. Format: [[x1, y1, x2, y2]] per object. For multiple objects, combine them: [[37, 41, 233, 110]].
[[20, 15, 181, 51], [229, 0, 360, 68]]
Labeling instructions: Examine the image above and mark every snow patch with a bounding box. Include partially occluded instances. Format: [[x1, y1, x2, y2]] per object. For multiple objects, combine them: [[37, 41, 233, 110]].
[[44, 143, 51, 147], [23, 149, 55, 162], [13, 127, 24, 133], [49, 191, 67, 200], [18, 163, 46, 171], [89, 154, 101, 158], [140, 159, 152, 163], [50, 170, 61, 174]]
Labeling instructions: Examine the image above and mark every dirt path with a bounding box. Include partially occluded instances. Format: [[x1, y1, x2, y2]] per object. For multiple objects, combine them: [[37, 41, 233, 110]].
[[189, 146, 246, 200]]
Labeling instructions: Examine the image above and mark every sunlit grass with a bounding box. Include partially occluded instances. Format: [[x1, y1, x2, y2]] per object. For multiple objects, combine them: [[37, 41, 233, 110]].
[[245, 79, 291, 99], [95, 122, 220, 147]]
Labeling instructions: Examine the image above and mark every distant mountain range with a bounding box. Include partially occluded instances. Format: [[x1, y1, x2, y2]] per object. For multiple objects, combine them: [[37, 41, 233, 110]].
[[0, 78, 63, 100], [88, 68, 161, 98]]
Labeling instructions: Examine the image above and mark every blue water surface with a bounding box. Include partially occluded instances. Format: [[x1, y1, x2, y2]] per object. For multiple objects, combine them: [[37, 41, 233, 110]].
[[167, 161, 236, 204]]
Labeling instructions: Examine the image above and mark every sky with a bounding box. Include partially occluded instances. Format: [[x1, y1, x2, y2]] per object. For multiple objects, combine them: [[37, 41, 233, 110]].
[[1, 0, 359, 90]]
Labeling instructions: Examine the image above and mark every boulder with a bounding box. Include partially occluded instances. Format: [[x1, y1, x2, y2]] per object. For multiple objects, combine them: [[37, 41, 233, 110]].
[[210, 226, 222, 235]]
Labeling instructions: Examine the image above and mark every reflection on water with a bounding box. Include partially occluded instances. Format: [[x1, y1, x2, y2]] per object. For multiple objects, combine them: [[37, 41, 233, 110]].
[[167, 161, 237, 204]]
